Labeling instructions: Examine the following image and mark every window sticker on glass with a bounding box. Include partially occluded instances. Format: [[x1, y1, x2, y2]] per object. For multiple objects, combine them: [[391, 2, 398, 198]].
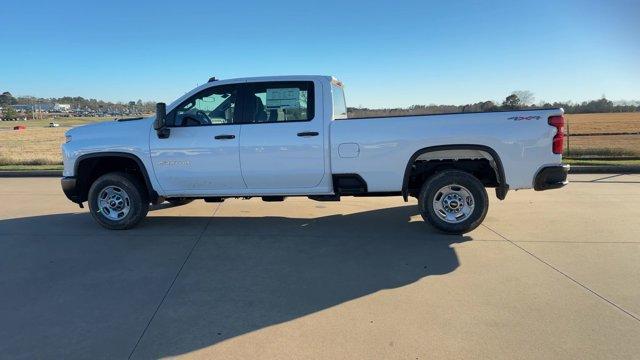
[[266, 88, 301, 109], [195, 97, 222, 111]]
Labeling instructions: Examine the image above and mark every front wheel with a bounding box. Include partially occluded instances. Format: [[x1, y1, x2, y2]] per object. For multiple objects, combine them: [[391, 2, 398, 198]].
[[88, 172, 149, 230], [418, 170, 488, 234]]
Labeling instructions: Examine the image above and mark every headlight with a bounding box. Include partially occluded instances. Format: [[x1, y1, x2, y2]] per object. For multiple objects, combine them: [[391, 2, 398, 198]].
[[65, 134, 72, 143]]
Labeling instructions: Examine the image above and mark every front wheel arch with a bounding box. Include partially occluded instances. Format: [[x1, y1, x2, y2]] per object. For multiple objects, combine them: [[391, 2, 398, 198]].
[[75, 152, 158, 204]]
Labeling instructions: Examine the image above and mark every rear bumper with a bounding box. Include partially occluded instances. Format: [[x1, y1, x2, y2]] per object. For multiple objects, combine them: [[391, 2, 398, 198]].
[[61, 177, 81, 203], [534, 165, 569, 191]]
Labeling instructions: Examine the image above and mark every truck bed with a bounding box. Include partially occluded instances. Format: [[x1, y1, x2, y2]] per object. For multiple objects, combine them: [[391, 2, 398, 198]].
[[343, 107, 562, 120], [329, 108, 564, 192]]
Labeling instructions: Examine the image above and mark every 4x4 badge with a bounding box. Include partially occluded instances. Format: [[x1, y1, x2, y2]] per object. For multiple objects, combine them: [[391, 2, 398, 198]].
[[508, 116, 541, 121]]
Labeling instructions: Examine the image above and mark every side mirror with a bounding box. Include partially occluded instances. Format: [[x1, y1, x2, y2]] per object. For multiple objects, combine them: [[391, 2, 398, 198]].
[[154, 103, 166, 130], [154, 102, 170, 138]]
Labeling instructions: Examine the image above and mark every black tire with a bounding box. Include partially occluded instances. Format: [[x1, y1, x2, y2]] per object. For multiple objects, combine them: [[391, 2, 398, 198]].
[[167, 198, 194, 206], [88, 172, 149, 230], [418, 170, 488, 234]]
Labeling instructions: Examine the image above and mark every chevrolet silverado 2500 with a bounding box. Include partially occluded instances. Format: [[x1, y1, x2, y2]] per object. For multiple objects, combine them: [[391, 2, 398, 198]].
[[61, 75, 569, 233]]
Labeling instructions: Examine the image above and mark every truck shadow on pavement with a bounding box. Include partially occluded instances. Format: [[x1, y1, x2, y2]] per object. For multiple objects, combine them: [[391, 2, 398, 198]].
[[0, 204, 471, 359]]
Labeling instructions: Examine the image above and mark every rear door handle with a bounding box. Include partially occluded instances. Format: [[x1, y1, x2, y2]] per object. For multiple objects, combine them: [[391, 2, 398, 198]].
[[297, 131, 319, 137], [214, 134, 235, 140]]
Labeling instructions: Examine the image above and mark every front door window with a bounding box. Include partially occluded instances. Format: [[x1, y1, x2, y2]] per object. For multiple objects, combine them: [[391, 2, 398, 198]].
[[172, 86, 238, 127]]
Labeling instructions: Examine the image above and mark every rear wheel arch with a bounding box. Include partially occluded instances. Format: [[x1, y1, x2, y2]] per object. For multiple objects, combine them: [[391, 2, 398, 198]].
[[401, 144, 508, 201], [75, 152, 158, 203]]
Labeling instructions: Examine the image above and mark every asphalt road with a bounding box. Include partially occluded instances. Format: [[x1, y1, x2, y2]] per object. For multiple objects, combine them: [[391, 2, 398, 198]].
[[1, 174, 639, 359]]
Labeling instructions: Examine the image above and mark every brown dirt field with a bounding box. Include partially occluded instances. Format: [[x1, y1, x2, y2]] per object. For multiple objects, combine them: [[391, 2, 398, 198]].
[[563, 113, 640, 156], [564, 113, 640, 134]]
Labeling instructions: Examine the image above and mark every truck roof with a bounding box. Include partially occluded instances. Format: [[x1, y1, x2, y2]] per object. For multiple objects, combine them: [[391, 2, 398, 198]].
[[208, 75, 336, 84], [168, 75, 341, 112]]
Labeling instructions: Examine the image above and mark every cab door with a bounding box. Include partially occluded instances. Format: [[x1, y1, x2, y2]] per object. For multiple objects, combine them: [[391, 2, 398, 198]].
[[149, 83, 246, 193], [239, 81, 325, 189]]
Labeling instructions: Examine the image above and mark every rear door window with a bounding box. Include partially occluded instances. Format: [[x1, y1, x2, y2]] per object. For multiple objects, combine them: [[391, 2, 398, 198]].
[[242, 81, 314, 123]]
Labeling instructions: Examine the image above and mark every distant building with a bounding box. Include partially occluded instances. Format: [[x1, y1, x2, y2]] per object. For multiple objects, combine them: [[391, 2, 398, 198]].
[[11, 103, 71, 112], [53, 103, 71, 111], [12, 104, 40, 112]]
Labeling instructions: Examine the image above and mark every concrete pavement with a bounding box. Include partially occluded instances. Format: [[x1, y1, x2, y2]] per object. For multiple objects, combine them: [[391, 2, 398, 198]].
[[0, 175, 639, 359]]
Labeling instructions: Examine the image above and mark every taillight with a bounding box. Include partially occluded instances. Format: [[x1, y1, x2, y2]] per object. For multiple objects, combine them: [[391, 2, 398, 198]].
[[548, 115, 565, 154]]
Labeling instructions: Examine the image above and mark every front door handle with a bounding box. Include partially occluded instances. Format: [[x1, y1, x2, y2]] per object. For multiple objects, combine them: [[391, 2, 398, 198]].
[[214, 134, 235, 140], [297, 131, 319, 137]]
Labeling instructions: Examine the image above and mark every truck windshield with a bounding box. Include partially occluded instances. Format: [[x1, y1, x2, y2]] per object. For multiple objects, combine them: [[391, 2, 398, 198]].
[[331, 84, 348, 119]]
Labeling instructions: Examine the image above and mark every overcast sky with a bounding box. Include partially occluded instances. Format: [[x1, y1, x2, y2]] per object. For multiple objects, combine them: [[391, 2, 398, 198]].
[[1, 0, 638, 107]]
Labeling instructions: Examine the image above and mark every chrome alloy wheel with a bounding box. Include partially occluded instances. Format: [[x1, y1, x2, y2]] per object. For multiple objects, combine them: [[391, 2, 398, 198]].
[[97, 185, 131, 221], [432, 184, 475, 224]]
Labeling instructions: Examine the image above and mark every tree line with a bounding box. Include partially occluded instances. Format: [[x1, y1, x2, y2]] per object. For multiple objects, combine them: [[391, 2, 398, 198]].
[[2, 90, 639, 119], [348, 92, 640, 118], [0, 91, 156, 113]]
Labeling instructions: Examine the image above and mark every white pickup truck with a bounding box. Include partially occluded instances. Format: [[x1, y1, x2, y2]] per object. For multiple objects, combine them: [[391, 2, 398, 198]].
[[61, 75, 568, 233]]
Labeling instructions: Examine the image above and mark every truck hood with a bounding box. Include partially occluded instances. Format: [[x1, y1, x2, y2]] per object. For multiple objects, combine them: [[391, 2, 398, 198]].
[[65, 116, 155, 139]]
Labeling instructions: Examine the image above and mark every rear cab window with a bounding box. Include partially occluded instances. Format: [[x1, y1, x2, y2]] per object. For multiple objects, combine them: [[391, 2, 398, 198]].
[[331, 82, 348, 119]]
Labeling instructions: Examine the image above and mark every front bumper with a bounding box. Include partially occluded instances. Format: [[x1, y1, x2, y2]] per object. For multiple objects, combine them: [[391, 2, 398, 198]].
[[61, 177, 81, 203], [534, 164, 569, 191]]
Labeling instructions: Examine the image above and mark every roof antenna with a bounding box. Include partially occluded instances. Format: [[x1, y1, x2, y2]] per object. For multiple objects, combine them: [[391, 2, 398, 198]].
[[208, 76, 218, 82]]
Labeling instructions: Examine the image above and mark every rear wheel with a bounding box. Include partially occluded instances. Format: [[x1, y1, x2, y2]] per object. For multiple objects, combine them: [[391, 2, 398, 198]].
[[88, 172, 149, 230], [418, 170, 488, 234]]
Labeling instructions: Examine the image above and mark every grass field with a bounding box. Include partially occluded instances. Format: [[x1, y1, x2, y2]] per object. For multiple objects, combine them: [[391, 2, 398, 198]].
[[1, 112, 639, 169], [0, 164, 64, 171], [564, 158, 640, 166], [0, 116, 113, 130], [0, 116, 115, 166]]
